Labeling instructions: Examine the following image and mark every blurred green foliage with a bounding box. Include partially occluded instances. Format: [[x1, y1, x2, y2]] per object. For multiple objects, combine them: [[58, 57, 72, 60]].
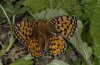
[[0, 0, 99, 65]]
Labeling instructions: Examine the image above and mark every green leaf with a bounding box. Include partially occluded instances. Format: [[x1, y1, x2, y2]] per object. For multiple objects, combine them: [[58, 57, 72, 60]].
[[23, 0, 49, 13], [73, 59, 81, 65], [4, 1, 14, 14], [15, 7, 28, 15], [69, 20, 92, 61], [10, 59, 33, 65], [89, 0, 100, 59], [10, 55, 33, 65], [3, 1, 25, 15], [47, 59, 69, 65], [82, 0, 97, 20], [48, 0, 83, 18], [31, 8, 68, 20], [14, 1, 24, 12], [92, 56, 100, 65], [0, 8, 6, 19]]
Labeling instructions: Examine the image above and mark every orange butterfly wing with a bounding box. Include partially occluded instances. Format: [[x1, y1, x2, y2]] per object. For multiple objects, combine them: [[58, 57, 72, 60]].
[[49, 33, 66, 58], [50, 15, 77, 39], [28, 39, 42, 60], [15, 20, 42, 60], [49, 15, 77, 58], [15, 20, 33, 46]]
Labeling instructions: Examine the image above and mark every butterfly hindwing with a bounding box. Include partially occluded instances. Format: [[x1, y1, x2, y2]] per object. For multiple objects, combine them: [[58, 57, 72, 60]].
[[50, 15, 77, 39], [28, 38, 42, 60], [49, 33, 66, 58]]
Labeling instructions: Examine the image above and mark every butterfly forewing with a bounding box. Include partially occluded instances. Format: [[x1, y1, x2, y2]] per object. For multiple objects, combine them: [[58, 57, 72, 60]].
[[15, 20, 43, 60], [50, 15, 77, 39], [15, 20, 33, 46]]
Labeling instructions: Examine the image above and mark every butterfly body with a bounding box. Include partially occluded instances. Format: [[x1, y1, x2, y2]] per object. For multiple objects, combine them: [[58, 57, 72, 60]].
[[15, 15, 77, 60]]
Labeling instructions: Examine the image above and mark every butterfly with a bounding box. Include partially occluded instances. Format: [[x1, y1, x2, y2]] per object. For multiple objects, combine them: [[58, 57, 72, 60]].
[[14, 15, 77, 60]]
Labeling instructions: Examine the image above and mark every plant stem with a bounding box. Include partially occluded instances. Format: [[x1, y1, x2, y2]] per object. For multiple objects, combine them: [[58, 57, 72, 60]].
[[0, 4, 11, 26], [6, 15, 16, 51], [0, 4, 14, 51], [6, 25, 14, 51], [13, 15, 15, 25]]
